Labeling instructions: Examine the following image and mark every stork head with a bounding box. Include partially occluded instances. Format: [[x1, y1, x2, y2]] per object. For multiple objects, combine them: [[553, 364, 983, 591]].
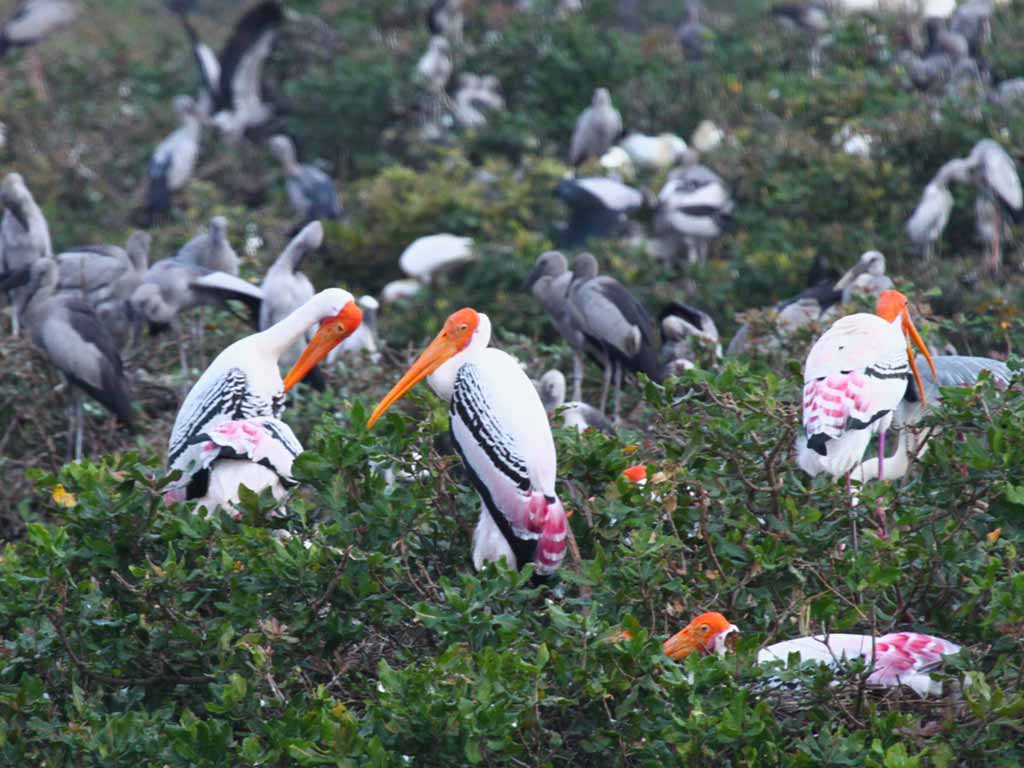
[[572, 252, 599, 281], [524, 250, 568, 290], [662, 612, 739, 660], [173, 94, 198, 118], [282, 290, 363, 391], [368, 308, 480, 427], [593, 87, 612, 107], [876, 290, 938, 407], [537, 369, 566, 411], [268, 134, 297, 167]]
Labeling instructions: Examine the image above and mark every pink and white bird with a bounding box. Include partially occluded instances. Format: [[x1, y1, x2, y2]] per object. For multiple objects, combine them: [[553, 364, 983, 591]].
[[368, 308, 568, 580], [797, 290, 936, 484], [166, 288, 362, 515]]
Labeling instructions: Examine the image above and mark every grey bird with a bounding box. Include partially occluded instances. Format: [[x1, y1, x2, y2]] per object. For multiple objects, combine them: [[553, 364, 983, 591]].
[[655, 155, 733, 265], [524, 250, 587, 401], [258, 220, 325, 389], [146, 95, 202, 219], [906, 156, 974, 262], [537, 369, 615, 435], [131, 258, 262, 380], [174, 215, 240, 275], [771, 3, 829, 76], [854, 354, 1012, 483], [1, 172, 52, 336], [951, 0, 992, 59], [659, 301, 720, 376], [14, 259, 133, 461], [56, 231, 152, 348], [0, 0, 78, 56], [966, 139, 1022, 274], [267, 135, 343, 225], [677, 0, 711, 62], [569, 88, 623, 168], [567, 252, 661, 424]]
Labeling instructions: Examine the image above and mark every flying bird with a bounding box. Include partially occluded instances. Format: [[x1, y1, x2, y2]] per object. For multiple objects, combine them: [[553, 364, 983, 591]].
[[165, 289, 362, 515], [569, 88, 623, 168], [1, 172, 52, 336], [267, 135, 343, 225], [368, 308, 569, 581], [146, 95, 202, 220]]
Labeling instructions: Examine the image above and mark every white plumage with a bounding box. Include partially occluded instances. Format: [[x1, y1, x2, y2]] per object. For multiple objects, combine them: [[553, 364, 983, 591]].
[[399, 233, 475, 284]]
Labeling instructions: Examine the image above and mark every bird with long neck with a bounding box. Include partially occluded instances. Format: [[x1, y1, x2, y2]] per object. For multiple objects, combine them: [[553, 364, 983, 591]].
[[368, 308, 568, 580], [798, 290, 936, 538], [167, 288, 362, 512]]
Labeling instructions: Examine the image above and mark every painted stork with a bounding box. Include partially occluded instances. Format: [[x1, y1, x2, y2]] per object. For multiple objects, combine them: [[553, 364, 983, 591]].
[[56, 231, 152, 347], [165, 289, 362, 515], [659, 301, 720, 375], [175, 1, 285, 140], [854, 354, 1012, 483], [555, 177, 645, 248], [690, 120, 724, 154], [537, 369, 615, 435], [331, 295, 381, 366], [567, 252, 661, 423], [617, 133, 689, 174], [267, 135, 343, 225], [965, 139, 1022, 274], [655, 156, 732, 265], [569, 88, 623, 169], [797, 291, 937, 534], [399, 233, 475, 284], [906, 157, 972, 262], [175, 215, 239, 275], [368, 308, 568, 581], [1, 172, 52, 336], [381, 278, 423, 304], [146, 95, 202, 220], [524, 250, 586, 401], [258, 221, 325, 389], [14, 260, 134, 461], [664, 612, 961, 697]]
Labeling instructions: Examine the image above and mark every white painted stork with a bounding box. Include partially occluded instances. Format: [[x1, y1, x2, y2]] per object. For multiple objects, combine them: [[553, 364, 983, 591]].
[[368, 308, 568, 581], [331, 295, 381, 366], [854, 354, 1012, 483], [175, 215, 239, 275], [537, 369, 615, 435], [524, 250, 586, 401], [569, 88, 623, 169], [55, 231, 151, 347], [664, 612, 961, 697], [146, 95, 202, 220], [567, 252, 661, 423], [165, 288, 362, 515], [966, 139, 1022, 274], [268, 135, 343, 225], [175, 1, 285, 140], [14, 260, 134, 461], [1, 172, 52, 336], [906, 157, 972, 262], [399, 233, 475, 284], [555, 177, 644, 248], [258, 221, 324, 389], [798, 291, 937, 534]]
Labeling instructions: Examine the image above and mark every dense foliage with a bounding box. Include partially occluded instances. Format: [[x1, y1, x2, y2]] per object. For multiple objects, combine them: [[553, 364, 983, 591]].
[[2, 0, 1024, 765]]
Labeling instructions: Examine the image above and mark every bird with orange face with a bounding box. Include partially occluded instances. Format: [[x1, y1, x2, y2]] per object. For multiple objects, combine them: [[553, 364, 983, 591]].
[[368, 308, 568, 581]]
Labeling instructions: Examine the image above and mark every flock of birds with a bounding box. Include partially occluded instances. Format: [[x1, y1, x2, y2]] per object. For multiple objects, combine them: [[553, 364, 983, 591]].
[[1, 0, 1021, 697]]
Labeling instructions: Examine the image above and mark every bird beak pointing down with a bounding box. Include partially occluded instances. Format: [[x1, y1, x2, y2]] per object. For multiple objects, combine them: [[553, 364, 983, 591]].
[[367, 329, 461, 428], [901, 308, 938, 408], [283, 301, 363, 392]]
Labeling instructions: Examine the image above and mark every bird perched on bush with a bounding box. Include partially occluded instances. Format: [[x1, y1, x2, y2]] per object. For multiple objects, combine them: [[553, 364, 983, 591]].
[[569, 88, 622, 169], [268, 135, 343, 225]]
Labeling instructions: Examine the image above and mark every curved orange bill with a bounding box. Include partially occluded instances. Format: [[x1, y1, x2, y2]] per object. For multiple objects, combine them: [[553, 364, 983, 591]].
[[283, 301, 363, 392], [901, 310, 937, 409], [367, 332, 460, 428]]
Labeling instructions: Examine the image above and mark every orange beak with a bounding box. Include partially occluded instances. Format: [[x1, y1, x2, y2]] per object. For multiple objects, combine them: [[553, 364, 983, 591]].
[[367, 330, 461, 428], [900, 309, 937, 409], [283, 301, 363, 392]]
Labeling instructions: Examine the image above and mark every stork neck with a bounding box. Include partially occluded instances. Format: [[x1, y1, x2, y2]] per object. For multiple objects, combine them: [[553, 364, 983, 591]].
[[258, 296, 330, 359]]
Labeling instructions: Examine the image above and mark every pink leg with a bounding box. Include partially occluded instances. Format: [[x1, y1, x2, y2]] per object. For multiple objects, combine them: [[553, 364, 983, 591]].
[[846, 470, 858, 552], [875, 431, 888, 539]]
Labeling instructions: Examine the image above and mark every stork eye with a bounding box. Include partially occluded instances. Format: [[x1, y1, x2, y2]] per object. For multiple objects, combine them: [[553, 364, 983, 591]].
[[698, 625, 710, 634], [458, 324, 468, 333]]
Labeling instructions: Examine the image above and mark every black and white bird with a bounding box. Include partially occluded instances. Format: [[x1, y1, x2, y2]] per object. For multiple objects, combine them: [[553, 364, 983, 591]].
[[655, 157, 733, 265], [399, 233, 475, 284], [617, 133, 689, 174], [165, 289, 363, 515], [569, 88, 623, 169], [555, 177, 645, 248], [524, 250, 586, 401], [659, 301, 720, 376], [258, 220, 325, 389], [965, 139, 1022, 274], [1, 172, 52, 336], [13, 259, 133, 461], [174, 215, 240, 275], [677, 0, 711, 62], [55, 231, 152, 348], [854, 353, 1012, 483], [146, 95, 202, 220], [452, 73, 506, 130], [906, 157, 973, 262], [0, 0, 78, 57], [174, 1, 285, 140], [130, 258, 263, 378], [537, 369, 615, 435], [567, 252, 661, 423], [267, 135, 343, 225]]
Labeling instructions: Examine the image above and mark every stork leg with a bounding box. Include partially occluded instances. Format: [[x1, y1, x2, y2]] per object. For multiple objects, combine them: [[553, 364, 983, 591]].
[[75, 389, 85, 462], [874, 430, 888, 539], [846, 471, 859, 553], [177, 325, 191, 394], [612, 364, 624, 426], [9, 291, 19, 336], [598, 352, 613, 414], [571, 350, 584, 402], [989, 205, 1002, 275]]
